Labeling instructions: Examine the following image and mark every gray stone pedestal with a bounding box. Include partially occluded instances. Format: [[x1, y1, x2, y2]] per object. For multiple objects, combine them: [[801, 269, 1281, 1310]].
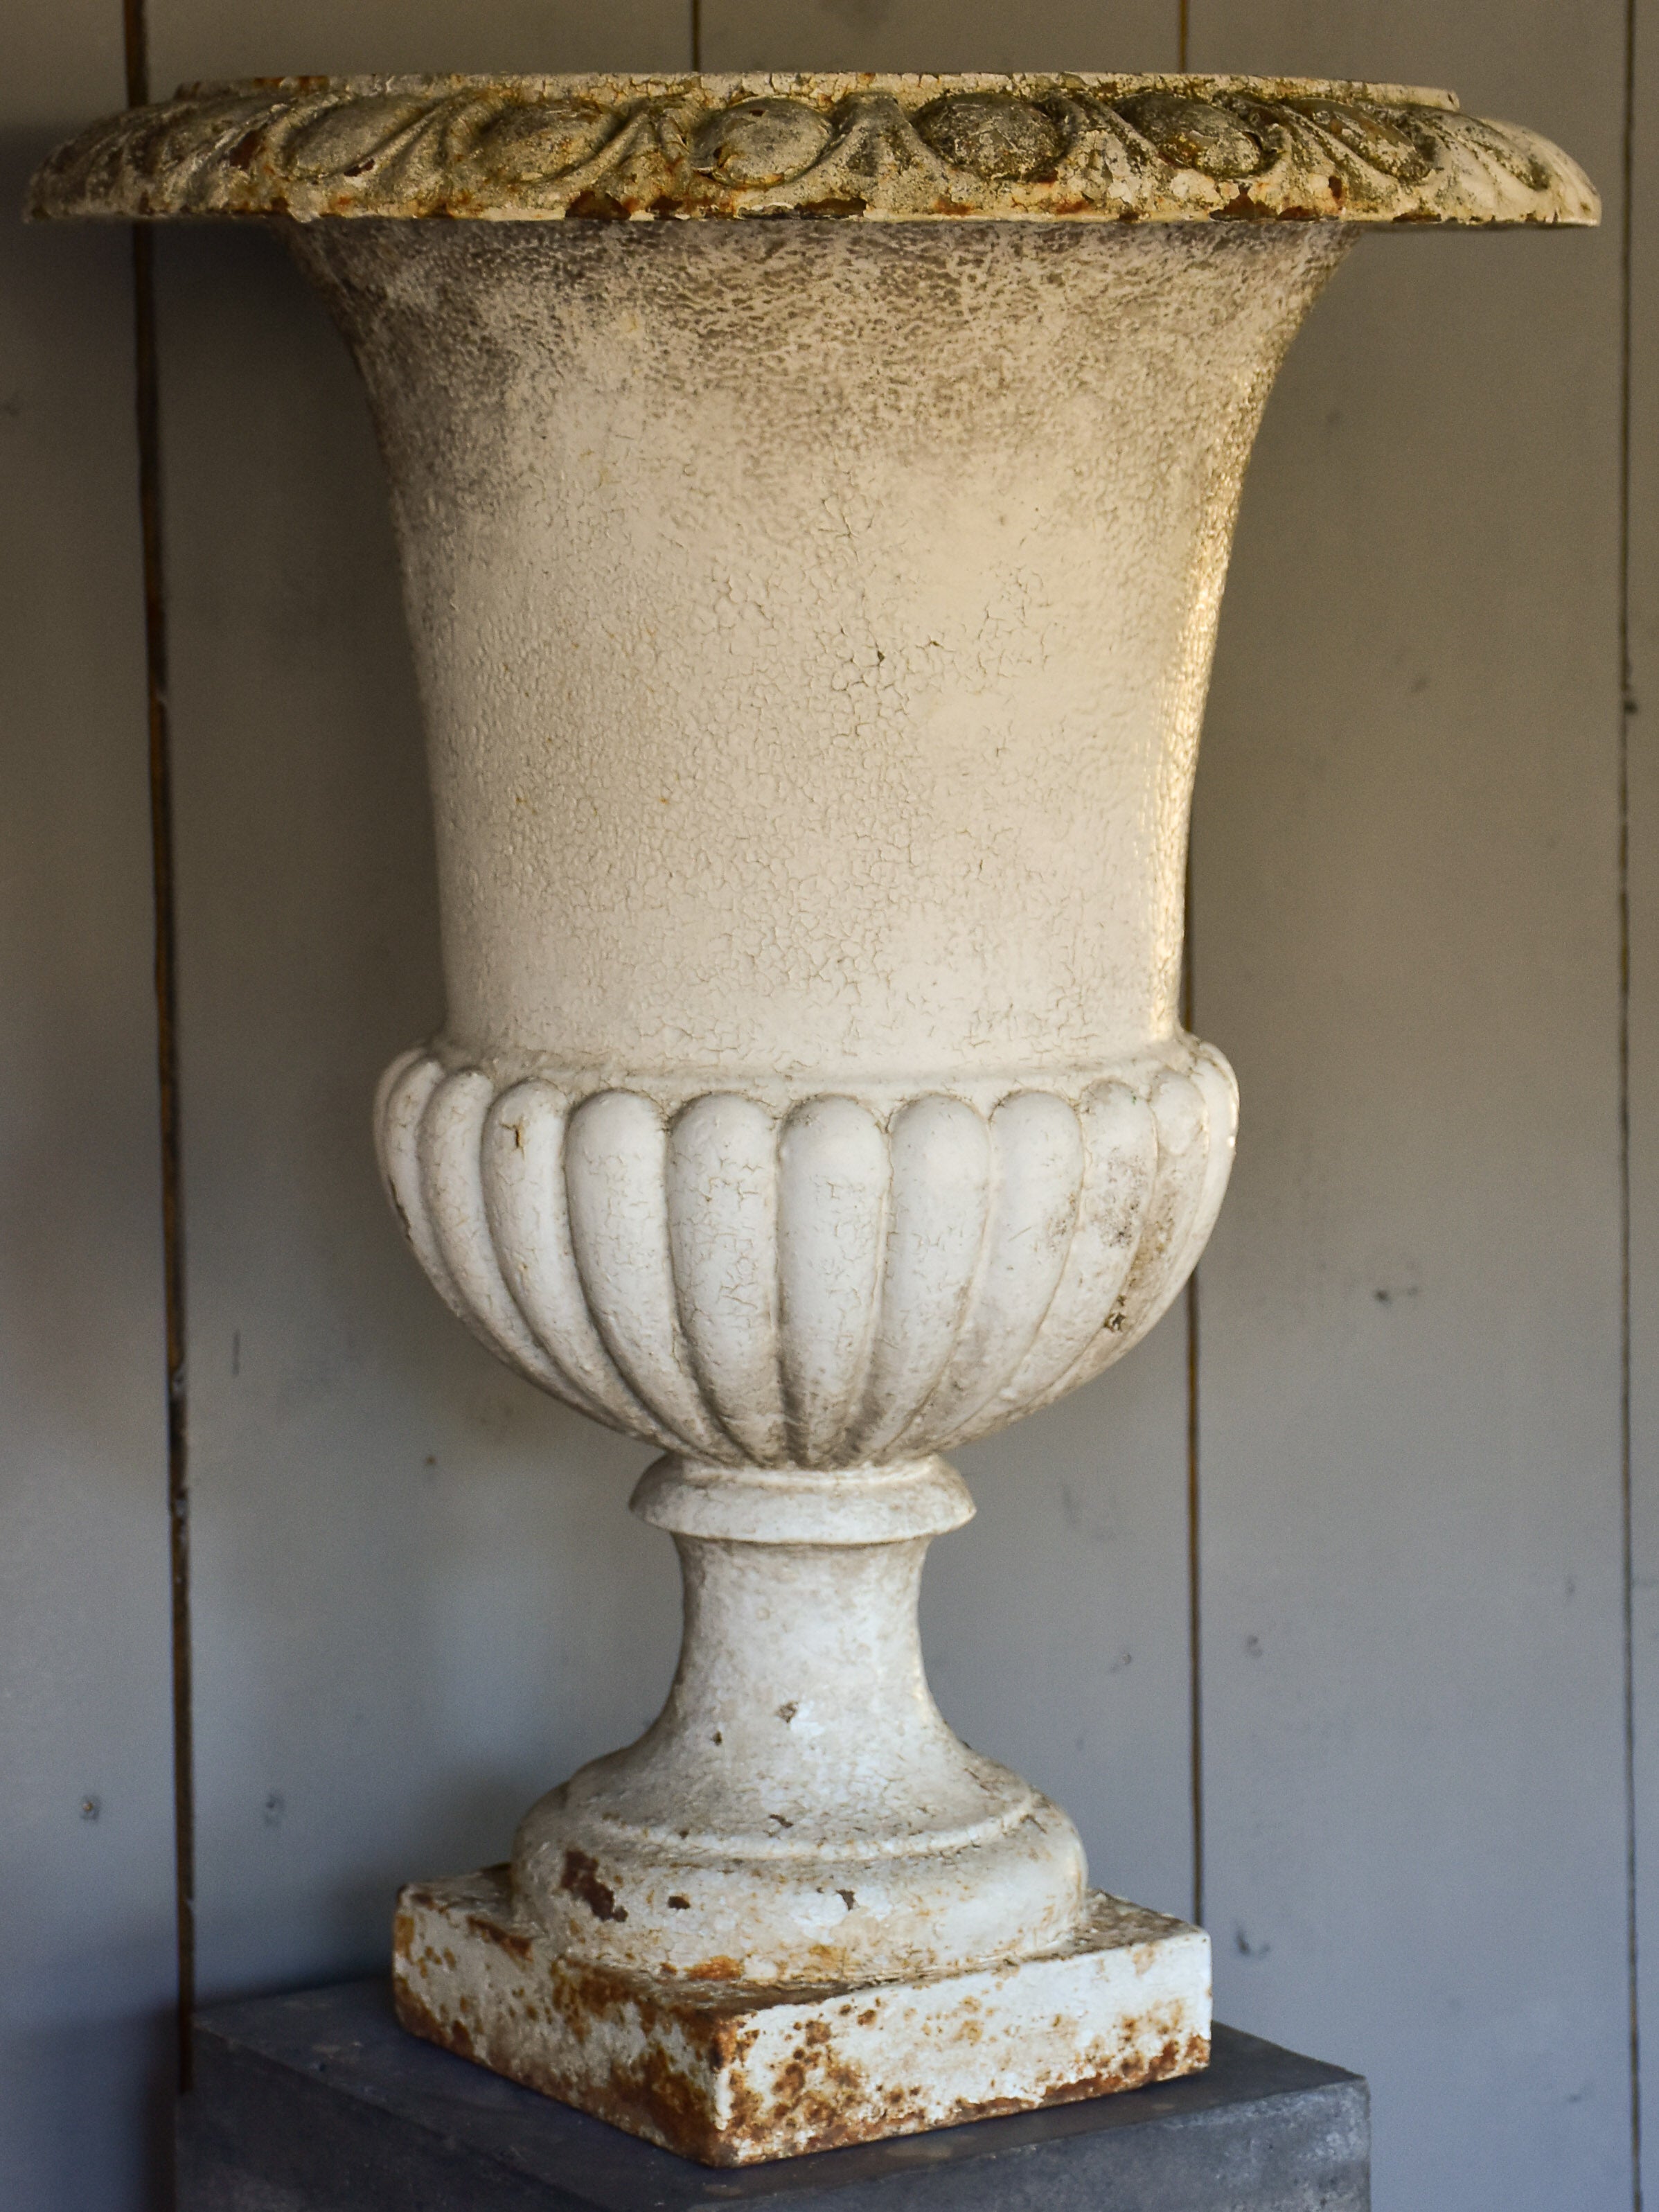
[[177, 1978, 1369, 2211]]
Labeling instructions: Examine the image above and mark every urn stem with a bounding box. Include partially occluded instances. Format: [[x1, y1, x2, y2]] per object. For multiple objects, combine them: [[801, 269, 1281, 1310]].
[[510, 1456, 1089, 1985]]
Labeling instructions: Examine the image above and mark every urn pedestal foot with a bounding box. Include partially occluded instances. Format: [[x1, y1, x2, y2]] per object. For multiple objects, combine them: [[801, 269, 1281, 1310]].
[[393, 1867, 1210, 2166]]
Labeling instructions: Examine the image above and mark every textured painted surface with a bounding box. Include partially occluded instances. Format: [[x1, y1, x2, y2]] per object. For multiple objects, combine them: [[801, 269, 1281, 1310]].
[[294, 218, 1341, 1084], [146, 0, 689, 89], [34, 72, 1597, 227], [144, 0, 695, 2067], [147, 207, 684, 2015], [394, 1868, 1208, 2164]]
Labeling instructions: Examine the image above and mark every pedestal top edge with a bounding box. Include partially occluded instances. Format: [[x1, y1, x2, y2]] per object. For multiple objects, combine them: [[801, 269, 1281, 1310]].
[[400, 1869, 1200, 2015], [31, 71, 1597, 229]]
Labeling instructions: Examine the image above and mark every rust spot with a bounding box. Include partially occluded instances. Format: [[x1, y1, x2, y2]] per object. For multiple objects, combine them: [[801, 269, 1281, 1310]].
[[686, 1955, 745, 1981], [466, 1911, 532, 1961], [563, 188, 637, 219], [596, 2045, 723, 2158], [1217, 187, 1277, 220], [729, 2001, 1211, 2159], [560, 1848, 628, 1922], [398, 1887, 1209, 2164]]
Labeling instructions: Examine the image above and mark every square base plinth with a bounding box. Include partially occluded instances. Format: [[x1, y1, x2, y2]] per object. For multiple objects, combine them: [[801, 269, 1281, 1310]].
[[391, 1867, 1211, 2166]]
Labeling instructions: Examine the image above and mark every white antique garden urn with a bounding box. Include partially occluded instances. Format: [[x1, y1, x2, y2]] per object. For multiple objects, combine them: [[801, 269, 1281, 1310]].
[[38, 69, 1595, 2166]]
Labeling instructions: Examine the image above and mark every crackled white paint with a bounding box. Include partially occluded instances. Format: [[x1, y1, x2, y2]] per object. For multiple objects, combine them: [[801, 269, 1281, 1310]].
[[278, 212, 1345, 2023], [296, 218, 1347, 1083]]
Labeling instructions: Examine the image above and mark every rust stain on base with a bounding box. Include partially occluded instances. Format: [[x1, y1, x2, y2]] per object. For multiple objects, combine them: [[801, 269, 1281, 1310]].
[[391, 1867, 1212, 2166]]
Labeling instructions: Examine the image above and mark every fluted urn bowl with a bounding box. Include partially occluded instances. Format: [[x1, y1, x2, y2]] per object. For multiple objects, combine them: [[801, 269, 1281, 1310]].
[[33, 68, 1597, 2160]]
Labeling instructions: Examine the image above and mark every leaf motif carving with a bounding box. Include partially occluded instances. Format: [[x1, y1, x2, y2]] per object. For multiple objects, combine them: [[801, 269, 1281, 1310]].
[[28, 72, 1599, 231]]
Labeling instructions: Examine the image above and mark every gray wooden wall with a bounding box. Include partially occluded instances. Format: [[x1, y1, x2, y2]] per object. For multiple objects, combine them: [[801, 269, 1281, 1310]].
[[1, 6, 1647, 2209]]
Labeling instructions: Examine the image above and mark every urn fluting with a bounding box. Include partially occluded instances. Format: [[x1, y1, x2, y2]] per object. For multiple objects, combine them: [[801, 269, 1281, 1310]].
[[375, 1050, 1236, 1466], [33, 69, 1599, 2158]]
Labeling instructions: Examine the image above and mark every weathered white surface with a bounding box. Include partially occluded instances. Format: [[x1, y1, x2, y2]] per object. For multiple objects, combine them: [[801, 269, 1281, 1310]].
[[695, 0, 1202, 1963], [291, 218, 1344, 1088], [7, 0, 1637, 2204], [515, 1457, 1087, 1985], [395, 1866, 1209, 2164]]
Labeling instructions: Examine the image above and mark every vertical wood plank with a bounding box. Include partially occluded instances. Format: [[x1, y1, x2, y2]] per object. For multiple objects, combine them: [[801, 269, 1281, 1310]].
[[1185, 8, 1631, 2208], [1625, 0, 1659, 2203], [0, 10, 176, 2208], [937, 1332, 1196, 1927]]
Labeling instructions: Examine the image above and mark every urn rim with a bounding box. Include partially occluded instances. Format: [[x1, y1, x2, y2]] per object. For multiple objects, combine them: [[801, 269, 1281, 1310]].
[[30, 69, 1599, 230]]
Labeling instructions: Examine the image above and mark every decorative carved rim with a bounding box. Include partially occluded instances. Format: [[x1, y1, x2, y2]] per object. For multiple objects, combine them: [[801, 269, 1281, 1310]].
[[30, 71, 1598, 227]]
